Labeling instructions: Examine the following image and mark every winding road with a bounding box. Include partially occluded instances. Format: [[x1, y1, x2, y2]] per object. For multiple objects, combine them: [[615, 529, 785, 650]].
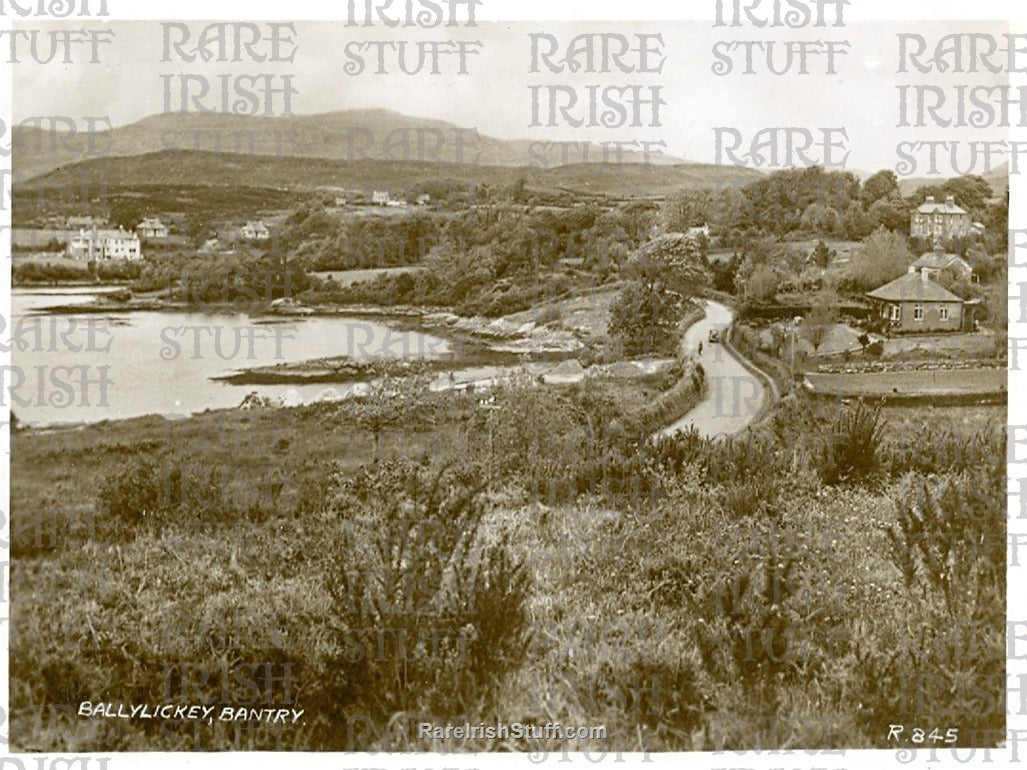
[[656, 299, 767, 440]]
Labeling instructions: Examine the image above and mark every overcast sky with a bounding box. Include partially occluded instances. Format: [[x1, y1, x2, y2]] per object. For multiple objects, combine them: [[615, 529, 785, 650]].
[[12, 19, 1008, 174]]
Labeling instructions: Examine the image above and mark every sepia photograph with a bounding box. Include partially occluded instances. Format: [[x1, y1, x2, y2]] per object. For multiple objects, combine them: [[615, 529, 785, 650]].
[[1, 3, 1017, 761]]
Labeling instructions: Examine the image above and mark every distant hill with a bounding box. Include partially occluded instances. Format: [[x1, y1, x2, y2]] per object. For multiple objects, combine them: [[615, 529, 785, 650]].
[[16, 148, 765, 199], [13, 109, 698, 182], [897, 163, 1008, 199]]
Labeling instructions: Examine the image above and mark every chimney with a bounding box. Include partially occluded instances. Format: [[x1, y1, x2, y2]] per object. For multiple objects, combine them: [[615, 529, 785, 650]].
[[907, 265, 916, 274], [945, 195, 955, 205], [920, 267, 930, 281], [925, 195, 935, 204]]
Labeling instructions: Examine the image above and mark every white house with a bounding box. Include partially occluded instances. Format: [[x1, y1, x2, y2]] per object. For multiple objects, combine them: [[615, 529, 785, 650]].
[[372, 191, 390, 206], [416, 193, 431, 206], [136, 217, 169, 239], [67, 227, 142, 261], [241, 220, 270, 240], [684, 224, 710, 241], [335, 189, 366, 206]]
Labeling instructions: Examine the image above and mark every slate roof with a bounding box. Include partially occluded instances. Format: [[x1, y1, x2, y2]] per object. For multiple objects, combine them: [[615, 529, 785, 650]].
[[912, 252, 972, 273], [866, 272, 962, 303], [916, 198, 966, 215]]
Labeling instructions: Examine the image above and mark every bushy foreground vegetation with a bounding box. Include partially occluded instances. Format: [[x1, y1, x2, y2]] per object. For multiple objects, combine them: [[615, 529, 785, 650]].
[[13, 258, 143, 285], [10, 375, 1004, 751]]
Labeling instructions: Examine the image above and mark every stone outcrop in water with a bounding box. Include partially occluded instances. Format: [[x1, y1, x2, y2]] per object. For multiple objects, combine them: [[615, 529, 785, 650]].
[[239, 391, 276, 410]]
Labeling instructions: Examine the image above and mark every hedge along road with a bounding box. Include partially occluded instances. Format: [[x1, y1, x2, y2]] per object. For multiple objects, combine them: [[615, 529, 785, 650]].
[[656, 299, 767, 441]]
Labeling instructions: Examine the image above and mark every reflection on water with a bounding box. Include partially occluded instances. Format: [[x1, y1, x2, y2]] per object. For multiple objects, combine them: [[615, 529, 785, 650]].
[[10, 289, 452, 425]]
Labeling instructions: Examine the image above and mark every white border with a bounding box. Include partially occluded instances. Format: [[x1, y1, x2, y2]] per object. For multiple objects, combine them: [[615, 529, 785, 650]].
[[1, 1, 1024, 769]]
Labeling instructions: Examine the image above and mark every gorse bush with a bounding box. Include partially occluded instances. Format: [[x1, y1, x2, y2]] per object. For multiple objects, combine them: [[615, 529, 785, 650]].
[[883, 422, 1003, 477], [856, 463, 1006, 746], [322, 460, 531, 726], [52, 364, 1005, 751], [717, 475, 781, 520], [95, 455, 166, 524], [887, 468, 1004, 622], [692, 555, 800, 687], [95, 454, 278, 534], [817, 399, 885, 484]]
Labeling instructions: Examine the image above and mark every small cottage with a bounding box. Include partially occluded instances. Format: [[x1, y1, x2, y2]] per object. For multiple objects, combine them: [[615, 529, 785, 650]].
[[866, 266, 964, 332], [911, 244, 974, 283]]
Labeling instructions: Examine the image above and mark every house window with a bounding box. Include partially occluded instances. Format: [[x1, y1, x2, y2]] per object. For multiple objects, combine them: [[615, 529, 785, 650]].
[[914, 304, 924, 322], [890, 305, 900, 321], [940, 307, 949, 321]]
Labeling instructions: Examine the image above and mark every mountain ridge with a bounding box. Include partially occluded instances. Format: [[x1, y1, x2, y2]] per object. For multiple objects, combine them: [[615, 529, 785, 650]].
[[13, 109, 693, 182], [16, 147, 765, 199]]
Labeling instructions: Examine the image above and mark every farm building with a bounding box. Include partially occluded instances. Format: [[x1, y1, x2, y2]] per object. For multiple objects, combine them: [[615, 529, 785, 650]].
[[866, 266, 964, 333]]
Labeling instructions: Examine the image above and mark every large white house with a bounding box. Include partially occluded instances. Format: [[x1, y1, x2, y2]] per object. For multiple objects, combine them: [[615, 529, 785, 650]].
[[67, 226, 142, 261]]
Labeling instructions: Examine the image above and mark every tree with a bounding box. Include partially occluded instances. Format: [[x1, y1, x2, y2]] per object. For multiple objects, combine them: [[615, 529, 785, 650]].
[[937, 175, 993, 213], [982, 282, 1007, 332], [663, 189, 712, 232], [800, 203, 840, 235], [350, 370, 432, 462], [739, 263, 781, 305], [801, 295, 839, 355], [609, 233, 709, 356], [741, 234, 780, 268], [967, 248, 1001, 284], [108, 200, 145, 231], [983, 189, 1009, 252], [629, 232, 711, 298], [860, 170, 899, 208], [712, 252, 740, 293], [843, 201, 872, 240], [867, 196, 910, 232], [511, 175, 527, 204], [908, 175, 993, 218], [608, 280, 684, 357], [846, 227, 910, 292], [935, 267, 976, 300], [811, 239, 833, 268]]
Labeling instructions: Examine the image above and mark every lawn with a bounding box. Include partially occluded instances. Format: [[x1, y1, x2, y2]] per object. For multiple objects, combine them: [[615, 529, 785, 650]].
[[805, 368, 1005, 397]]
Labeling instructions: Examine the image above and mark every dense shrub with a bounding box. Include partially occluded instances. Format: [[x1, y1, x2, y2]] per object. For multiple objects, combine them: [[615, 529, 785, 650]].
[[94, 454, 276, 534], [817, 400, 885, 484], [856, 463, 1006, 746], [95, 455, 169, 524], [716, 475, 781, 520], [321, 461, 531, 725], [883, 422, 1003, 476]]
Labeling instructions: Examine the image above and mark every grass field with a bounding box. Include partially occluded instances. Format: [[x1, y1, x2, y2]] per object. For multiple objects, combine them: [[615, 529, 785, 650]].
[[312, 266, 424, 287], [9, 383, 1006, 752], [806, 368, 1005, 397]]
